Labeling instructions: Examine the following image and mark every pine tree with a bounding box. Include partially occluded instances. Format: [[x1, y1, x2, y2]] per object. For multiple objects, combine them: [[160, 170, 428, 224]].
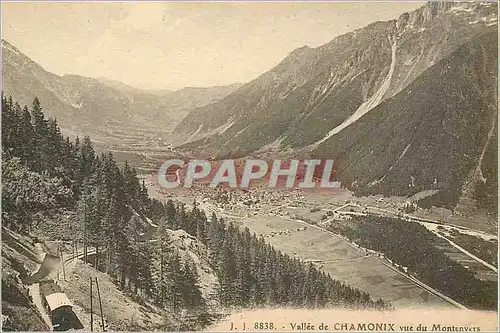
[[181, 262, 204, 309], [1, 97, 21, 158], [31, 97, 49, 172], [1, 94, 393, 317], [164, 250, 185, 311], [153, 219, 173, 305], [79, 136, 95, 182], [217, 237, 237, 306], [136, 242, 154, 298]]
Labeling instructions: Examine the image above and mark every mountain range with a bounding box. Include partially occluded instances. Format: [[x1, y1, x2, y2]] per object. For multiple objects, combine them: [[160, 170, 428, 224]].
[[173, 1, 498, 214], [1, 39, 241, 144], [2, 1, 497, 215]]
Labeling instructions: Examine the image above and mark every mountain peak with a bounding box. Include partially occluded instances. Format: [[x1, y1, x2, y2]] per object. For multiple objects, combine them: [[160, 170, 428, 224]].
[[293, 45, 311, 51], [1, 38, 12, 47], [2, 39, 22, 56], [411, 1, 497, 26], [287, 45, 314, 58]]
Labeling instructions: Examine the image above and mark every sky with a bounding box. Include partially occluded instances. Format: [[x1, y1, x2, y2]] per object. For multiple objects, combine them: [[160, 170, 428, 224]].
[[2, 1, 425, 91]]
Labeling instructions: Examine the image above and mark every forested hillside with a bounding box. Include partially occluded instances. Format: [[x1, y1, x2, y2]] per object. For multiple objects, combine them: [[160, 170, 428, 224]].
[[328, 216, 497, 310], [315, 31, 498, 214], [1, 94, 389, 330]]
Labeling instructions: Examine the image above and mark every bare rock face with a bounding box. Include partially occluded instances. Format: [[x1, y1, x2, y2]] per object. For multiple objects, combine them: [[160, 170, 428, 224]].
[[164, 229, 220, 306], [175, 2, 497, 154], [166, 229, 208, 257], [174, 2, 497, 214]]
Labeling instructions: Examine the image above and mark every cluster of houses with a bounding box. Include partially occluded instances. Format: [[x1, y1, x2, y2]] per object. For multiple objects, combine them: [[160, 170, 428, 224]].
[[260, 226, 308, 238]]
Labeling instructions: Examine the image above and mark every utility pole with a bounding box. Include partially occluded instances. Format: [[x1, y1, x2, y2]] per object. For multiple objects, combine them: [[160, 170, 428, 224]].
[[60, 247, 66, 281], [160, 242, 164, 303], [94, 246, 98, 269], [90, 277, 94, 332], [56, 244, 60, 280], [84, 204, 87, 264], [95, 277, 105, 331]]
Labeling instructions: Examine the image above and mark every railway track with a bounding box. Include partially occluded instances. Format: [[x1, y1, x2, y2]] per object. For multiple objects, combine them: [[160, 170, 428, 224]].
[[275, 214, 467, 309], [186, 198, 468, 309], [333, 204, 498, 272]]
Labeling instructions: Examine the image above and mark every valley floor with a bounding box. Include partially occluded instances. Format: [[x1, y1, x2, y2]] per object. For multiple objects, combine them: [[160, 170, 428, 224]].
[[141, 175, 498, 310], [237, 213, 452, 309]]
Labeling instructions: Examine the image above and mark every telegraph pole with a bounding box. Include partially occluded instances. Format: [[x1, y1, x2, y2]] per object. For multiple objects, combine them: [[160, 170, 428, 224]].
[[84, 204, 87, 264], [90, 277, 94, 332], [94, 246, 98, 269], [95, 277, 105, 331], [60, 247, 66, 281]]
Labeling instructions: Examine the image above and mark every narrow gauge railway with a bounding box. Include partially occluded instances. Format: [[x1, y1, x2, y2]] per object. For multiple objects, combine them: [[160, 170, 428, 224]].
[[39, 280, 84, 331]]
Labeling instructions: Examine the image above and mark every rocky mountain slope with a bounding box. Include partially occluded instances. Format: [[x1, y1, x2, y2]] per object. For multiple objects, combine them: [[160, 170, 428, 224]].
[[2, 228, 50, 331], [173, 2, 497, 214], [2, 218, 219, 331], [315, 31, 497, 211], [1, 40, 240, 141], [175, 2, 496, 152]]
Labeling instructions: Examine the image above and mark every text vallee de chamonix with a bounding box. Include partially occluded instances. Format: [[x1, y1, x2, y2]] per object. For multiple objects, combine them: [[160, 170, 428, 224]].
[[156, 159, 342, 190]]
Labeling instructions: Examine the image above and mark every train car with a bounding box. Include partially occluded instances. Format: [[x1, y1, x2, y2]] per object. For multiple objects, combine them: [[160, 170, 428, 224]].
[[39, 280, 75, 331]]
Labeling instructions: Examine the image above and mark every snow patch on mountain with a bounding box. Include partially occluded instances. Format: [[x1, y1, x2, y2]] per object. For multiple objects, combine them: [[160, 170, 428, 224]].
[[398, 143, 411, 161], [187, 124, 204, 142], [470, 16, 499, 25], [313, 38, 398, 145], [216, 116, 235, 134], [70, 100, 83, 109], [368, 143, 412, 187], [234, 124, 250, 138], [449, 6, 476, 14], [185, 117, 235, 143], [256, 137, 284, 153]]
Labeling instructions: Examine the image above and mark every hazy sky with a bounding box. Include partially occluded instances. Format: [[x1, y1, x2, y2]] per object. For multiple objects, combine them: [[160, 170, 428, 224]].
[[2, 1, 424, 91]]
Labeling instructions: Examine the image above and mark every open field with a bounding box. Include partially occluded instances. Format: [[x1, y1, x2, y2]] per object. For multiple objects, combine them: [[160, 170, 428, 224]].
[[237, 213, 452, 309], [322, 205, 498, 280], [142, 176, 458, 309], [141, 173, 498, 309]]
